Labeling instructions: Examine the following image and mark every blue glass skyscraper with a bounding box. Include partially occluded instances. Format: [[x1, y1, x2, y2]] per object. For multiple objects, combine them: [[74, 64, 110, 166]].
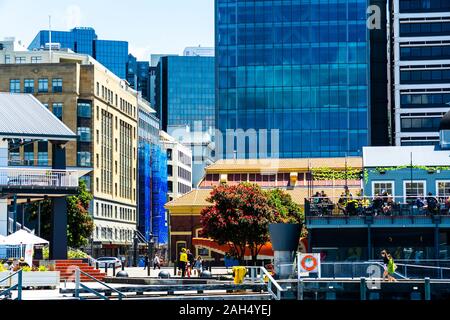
[[215, 0, 382, 159], [28, 27, 128, 79], [155, 56, 215, 132]]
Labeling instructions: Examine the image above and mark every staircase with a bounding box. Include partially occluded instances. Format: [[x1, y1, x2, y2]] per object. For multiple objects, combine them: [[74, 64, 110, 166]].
[[55, 260, 106, 282]]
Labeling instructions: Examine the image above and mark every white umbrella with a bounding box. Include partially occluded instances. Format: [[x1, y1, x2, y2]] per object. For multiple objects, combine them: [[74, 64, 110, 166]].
[[4, 229, 49, 245]]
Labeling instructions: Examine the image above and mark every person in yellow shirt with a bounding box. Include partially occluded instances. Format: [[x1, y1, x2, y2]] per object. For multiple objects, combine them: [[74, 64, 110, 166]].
[[179, 248, 188, 278]]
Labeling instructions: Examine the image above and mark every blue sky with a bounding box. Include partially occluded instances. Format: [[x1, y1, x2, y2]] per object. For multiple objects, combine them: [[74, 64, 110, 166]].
[[0, 0, 214, 60]]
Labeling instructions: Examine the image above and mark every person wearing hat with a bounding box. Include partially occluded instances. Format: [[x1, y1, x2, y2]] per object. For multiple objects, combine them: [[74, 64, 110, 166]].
[[18, 257, 29, 268]]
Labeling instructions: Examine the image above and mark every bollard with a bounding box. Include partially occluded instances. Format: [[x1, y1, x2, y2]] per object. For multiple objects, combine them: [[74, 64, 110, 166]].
[[105, 263, 108, 276], [96, 262, 99, 270], [111, 263, 116, 277], [209, 261, 212, 272], [360, 278, 367, 301], [424, 277, 431, 301], [297, 279, 304, 300], [122, 262, 125, 271], [174, 262, 177, 276]]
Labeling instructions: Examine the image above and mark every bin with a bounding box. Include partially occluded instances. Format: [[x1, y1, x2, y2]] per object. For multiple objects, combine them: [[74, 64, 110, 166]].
[[232, 266, 247, 284]]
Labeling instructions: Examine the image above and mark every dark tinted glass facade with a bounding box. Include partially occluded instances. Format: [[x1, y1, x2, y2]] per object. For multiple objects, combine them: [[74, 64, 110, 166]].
[[216, 0, 371, 158], [156, 56, 215, 132], [28, 27, 128, 79], [127, 55, 151, 101]]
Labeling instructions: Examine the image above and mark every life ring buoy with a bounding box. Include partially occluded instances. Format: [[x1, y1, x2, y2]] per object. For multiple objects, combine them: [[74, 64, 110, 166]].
[[301, 254, 318, 272]]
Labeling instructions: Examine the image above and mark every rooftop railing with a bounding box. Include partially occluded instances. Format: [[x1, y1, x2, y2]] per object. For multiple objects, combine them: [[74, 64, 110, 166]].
[[0, 168, 79, 189]]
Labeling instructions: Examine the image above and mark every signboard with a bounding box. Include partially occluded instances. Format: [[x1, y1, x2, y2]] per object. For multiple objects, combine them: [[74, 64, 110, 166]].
[[298, 253, 321, 278]]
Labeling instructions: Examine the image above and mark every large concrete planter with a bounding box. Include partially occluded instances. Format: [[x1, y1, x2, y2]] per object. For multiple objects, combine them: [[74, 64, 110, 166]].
[[269, 223, 301, 251], [0, 271, 60, 288], [269, 223, 301, 279]]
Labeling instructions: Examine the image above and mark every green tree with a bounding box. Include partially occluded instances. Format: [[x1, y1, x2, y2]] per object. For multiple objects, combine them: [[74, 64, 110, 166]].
[[200, 183, 274, 264], [28, 180, 94, 248], [265, 188, 308, 238]]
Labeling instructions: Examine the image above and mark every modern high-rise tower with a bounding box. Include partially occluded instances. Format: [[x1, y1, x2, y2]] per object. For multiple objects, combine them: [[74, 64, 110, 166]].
[[215, 0, 389, 159]]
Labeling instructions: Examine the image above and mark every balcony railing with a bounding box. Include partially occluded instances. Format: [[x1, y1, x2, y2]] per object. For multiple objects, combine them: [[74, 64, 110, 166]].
[[305, 196, 450, 227], [0, 168, 79, 189]]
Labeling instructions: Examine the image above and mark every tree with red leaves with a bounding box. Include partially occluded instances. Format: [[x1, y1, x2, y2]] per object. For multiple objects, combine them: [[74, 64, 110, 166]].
[[200, 183, 274, 264]]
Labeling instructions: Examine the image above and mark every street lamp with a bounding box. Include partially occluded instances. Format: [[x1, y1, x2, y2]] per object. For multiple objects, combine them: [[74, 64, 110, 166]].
[[147, 233, 154, 276]]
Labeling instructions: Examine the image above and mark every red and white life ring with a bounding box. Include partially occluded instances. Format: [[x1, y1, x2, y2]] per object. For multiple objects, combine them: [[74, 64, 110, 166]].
[[301, 254, 318, 272]]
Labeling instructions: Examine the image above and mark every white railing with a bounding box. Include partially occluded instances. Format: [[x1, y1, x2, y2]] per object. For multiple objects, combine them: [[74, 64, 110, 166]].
[[0, 168, 79, 188], [246, 266, 285, 300]]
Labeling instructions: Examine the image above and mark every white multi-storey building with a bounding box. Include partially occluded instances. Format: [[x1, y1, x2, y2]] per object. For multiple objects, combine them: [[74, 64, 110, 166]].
[[392, 0, 450, 146], [159, 131, 192, 202]]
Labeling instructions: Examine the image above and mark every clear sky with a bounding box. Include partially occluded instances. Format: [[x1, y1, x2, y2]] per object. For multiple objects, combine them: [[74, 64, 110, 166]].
[[0, 0, 214, 60]]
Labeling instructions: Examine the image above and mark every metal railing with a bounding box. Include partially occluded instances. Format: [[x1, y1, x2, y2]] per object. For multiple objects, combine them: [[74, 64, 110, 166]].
[[0, 270, 22, 300], [0, 168, 79, 188], [74, 267, 125, 300], [246, 266, 285, 300], [395, 263, 450, 280], [8, 217, 33, 234], [0, 245, 25, 260], [306, 196, 450, 218]]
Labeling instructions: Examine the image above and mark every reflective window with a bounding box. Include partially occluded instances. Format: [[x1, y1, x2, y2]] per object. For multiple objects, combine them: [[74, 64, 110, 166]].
[[77, 102, 92, 118], [77, 152, 92, 167], [24, 79, 34, 93], [52, 78, 63, 93], [38, 79, 48, 93], [77, 127, 91, 142], [9, 79, 20, 93], [52, 103, 63, 120]]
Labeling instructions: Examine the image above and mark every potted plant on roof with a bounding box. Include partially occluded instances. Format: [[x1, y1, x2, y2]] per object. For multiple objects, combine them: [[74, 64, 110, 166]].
[[266, 189, 304, 252]]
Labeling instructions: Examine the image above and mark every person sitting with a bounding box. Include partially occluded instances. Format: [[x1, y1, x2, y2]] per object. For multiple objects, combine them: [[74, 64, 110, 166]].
[[445, 197, 450, 215], [426, 192, 439, 215], [337, 193, 347, 215], [372, 194, 384, 216]]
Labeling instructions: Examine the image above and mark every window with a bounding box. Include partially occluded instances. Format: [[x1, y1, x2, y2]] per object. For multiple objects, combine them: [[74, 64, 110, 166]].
[[77, 102, 92, 118], [15, 57, 26, 64], [31, 56, 42, 64], [77, 152, 91, 167], [5, 55, 11, 64], [52, 78, 63, 93], [24, 79, 34, 93], [24, 152, 34, 166], [37, 152, 48, 166], [437, 181, 450, 199], [372, 181, 394, 196], [52, 103, 63, 120], [77, 127, 91, 142], [38, 79, 48, 93], [404, 181, 426, 203], [9, 79, 20, 93]]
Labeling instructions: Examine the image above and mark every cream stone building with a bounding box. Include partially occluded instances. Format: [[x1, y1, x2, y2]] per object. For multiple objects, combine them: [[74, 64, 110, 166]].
[[0, 39, 138, 256]]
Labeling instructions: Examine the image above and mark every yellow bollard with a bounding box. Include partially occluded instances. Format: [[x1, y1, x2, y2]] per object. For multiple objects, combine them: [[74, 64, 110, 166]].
[[232, 266, 247, 284]]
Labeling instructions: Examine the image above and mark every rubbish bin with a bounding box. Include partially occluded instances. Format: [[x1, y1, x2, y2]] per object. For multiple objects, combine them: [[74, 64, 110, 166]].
[[232, 266, 247, 284]]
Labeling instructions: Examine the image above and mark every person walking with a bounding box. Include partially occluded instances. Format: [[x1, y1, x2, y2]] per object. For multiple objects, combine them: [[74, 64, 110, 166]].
[[194, 256, 203, 277], [153, 254, 161, 270], [187, 249, 195, 278], [381, 250, 390, 281], [143, 255, 149, 270], [387, 253, 398, 282], [179, 248, 188, 278]]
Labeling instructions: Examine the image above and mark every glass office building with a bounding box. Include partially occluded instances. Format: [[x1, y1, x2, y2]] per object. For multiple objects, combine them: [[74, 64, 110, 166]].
[[155, 56, 215, 132], [28, 27, 128, 79], [216, 0, 375, 158], [127, 55, 151, 102]]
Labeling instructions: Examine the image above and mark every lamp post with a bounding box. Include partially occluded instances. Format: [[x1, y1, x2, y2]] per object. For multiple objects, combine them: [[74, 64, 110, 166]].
[[147, 233, 154, 276]]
